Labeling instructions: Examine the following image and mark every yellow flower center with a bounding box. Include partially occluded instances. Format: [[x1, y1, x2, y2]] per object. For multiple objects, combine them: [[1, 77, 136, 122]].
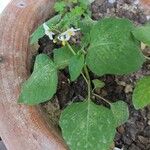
[[67, 31, 73, 36], [62, 40, 66, 46]]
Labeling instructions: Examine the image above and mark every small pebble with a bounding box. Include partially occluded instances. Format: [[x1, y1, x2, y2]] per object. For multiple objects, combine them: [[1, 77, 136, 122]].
[[148, 120, 150, 126], [141, 42, 146, 50], [113, 147, 123, 150], [125, 84, 133, 93], [0, 56, 3, 63], [108, 0, 116, 4], [146, 15, 150, 20], [133, 0, 139, 5]]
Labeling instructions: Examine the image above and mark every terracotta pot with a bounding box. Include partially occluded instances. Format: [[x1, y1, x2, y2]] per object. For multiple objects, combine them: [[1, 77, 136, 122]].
[[0, 0, 150, 150], [139, 0, 150, 14], [0, 0, 67, 150]]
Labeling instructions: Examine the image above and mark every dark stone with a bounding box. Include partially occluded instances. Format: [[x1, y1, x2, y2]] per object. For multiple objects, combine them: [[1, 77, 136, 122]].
[[143, 126, 150, 137], [0, 56, 4, 63], [129, 143, 141, 150]]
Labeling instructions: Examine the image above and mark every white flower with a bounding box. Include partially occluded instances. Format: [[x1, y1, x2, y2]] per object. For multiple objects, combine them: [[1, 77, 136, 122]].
[[58, 27, 80, 45], [43, 23, 55, 40]]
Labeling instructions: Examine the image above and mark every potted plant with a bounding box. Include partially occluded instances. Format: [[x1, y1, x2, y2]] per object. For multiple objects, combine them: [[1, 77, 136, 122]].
[[0, 0, 150, 150]]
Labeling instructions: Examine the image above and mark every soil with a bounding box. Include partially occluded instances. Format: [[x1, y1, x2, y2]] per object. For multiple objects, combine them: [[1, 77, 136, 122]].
[[35, 0, 150, 149]]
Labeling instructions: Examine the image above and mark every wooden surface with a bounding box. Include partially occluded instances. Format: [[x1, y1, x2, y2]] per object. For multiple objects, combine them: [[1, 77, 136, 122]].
[[0, 0, 67, 150]]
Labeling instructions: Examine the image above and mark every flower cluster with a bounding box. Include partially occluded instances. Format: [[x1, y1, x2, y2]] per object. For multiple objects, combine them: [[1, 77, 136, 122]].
[[43, 23, 80, 45]]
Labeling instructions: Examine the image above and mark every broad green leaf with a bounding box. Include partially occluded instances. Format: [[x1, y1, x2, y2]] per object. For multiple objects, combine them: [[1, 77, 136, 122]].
[[69, 54, 84, 81], [53, 46, 73, 69], [60, 101, 116, 150], [132, 76, 150, 109], [54, 2, 66, 13], [92, 79, 105, 90], [18, 54, 58, 105], [132, 24, 150, 46], [86, 18, 145, 76], [79, 15, 97, 47], [111, 101, 129, 126], [30, 15, 61, 44]]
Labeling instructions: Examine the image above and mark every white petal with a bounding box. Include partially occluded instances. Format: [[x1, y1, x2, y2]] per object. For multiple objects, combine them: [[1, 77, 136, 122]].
[[67, 30, 75, 36], [48, 32, 55, 40], [57, 27, 80, 42], [44, 30, 55, 40], [65, 34, 71, 41], [70, 27, 80, 32], [43, 23, 50, 31], [43, 23, 55, 40]]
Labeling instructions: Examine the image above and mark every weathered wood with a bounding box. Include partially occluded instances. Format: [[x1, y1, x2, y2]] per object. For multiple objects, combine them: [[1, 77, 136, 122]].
[[0, 0, 67, 150]]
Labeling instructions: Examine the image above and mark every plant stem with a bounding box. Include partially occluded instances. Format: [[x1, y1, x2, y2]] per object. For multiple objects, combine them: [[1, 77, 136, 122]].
[[66, 42, 76, 55], [92, 93, 111, 105], [87, 82, 91, 101], [84, 66, 90, 81], [66, 42, 91, 101], [84, 66, 91, 101], [81, 72, 88, 85], [81, 47, 87, 54]]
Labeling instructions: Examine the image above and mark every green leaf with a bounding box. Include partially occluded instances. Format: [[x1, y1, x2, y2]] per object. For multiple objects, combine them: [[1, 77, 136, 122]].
[[18, 54, 58, 105], [71, 6, 85, 16], [69, 54, 84, 81], [132, 23, 150, 46], [86, 18, 145, 76], [57, 6, 85, 29], [59, 101, 116, 150], [111, 101, 129, 126], [30, 15, 61, 44], [92, 79, 105, 90], [53, 46, 74, 69], [54, 2, 66, 13], [79, 15, 97, 47], [132, 76, 150, 109]]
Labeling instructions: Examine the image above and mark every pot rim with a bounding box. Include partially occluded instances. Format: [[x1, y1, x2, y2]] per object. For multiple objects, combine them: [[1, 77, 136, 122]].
[[0, 0, 67, 150]]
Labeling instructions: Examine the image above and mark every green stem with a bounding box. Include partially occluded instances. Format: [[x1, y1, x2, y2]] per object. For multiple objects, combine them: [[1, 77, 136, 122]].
[[66, 42, 91, 101], [92, 93, 111, 105], [84, 66, 91, 101], [87, 82, 91, 101], [84, 66, 90, 81], [66, 42, 76, 55], [81, 47, 87, 54], [81, 72, 88, 85]]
